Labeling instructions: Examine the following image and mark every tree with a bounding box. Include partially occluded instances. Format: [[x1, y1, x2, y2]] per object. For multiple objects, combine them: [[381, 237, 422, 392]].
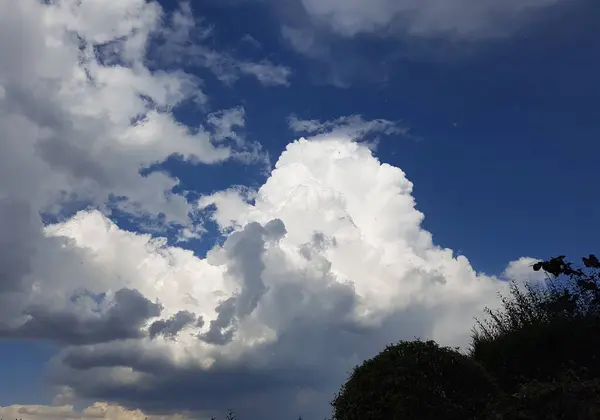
[[485, 369, 600, 420], [331, 340, 497, 420], [471, 254, 600, 393]]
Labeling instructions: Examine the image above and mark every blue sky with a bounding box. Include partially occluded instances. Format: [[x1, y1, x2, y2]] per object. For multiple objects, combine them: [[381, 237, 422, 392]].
[[173, 0, 600, 273], [0, 0, 598, 419]]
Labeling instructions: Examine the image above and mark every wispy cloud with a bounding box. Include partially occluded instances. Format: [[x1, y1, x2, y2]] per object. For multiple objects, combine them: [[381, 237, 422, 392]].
[[288, 114, 411, 146], [280, 0, 565, 40], [270, 0, 570, 86], [156, 2, 292, 86]]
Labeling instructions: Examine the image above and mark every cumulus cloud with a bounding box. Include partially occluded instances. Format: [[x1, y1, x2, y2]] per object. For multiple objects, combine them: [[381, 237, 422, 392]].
[[503, 257, 547, 285], [1, 0, 230, 230], [0, 0, 286, 328], [24, 136, 533, 419], [0, 402, 187, 420]]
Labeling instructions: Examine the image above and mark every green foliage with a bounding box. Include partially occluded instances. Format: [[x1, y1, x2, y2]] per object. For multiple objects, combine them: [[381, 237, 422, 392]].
[[331, 340, 498, 420], [471, 255, 600, 393]]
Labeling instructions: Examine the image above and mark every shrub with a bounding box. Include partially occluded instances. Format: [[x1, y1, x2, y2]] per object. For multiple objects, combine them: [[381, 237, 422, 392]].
[[331, 339, 497, 420], [485, 369, 600, 420], [471, 255, 600, 392]]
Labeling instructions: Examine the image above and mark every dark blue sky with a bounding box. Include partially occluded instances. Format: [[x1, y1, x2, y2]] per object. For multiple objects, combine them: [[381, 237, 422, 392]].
[[3, 0, 600, 413], [170, 0, 600, 274]]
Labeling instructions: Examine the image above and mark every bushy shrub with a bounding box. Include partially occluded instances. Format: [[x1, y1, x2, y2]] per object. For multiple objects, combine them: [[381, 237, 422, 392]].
[[331, 340, 498, 420]]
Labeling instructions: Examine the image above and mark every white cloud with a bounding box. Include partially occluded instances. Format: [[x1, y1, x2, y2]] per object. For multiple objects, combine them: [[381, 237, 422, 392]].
[[295, 0, 564, 39], [0, 0, 256, 228], [241, 34, 263, 49], [207, 107, 246, 146], [0, 402, 187, 420], [235, 61, 292, 86], [0, 0, 285, 223], [503, 256, 547, 285]]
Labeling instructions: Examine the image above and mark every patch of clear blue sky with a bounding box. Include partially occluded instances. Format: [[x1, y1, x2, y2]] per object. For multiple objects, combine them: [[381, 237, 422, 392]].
[[0, 340, 57, 405], [11, 0, 600, 405]]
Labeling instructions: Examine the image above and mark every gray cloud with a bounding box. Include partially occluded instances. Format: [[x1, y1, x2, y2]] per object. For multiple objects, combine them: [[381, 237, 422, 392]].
[[0, 288, 162, 345], [149, 310, 199, 340], [51, 289, 436, 420], [45, 222, 439, 419], [0, 199, 38, 294], [200, 220, 287, 345], [199, 296, 237, 345], [226, 219, 286, 318]]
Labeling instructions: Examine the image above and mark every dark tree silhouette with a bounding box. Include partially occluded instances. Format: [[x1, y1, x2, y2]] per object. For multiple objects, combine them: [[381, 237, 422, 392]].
[[484, 369, 600, 420], [471, 254, 600, 393], [331, 339, 497, 420]]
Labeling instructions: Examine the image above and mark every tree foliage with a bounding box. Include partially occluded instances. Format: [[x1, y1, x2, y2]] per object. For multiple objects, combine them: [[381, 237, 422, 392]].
[[484, 369, 600, 420], [331, 340, 497, 420], [471, 254, 600, 393]]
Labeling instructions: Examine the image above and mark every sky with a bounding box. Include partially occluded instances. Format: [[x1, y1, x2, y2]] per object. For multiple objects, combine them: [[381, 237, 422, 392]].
[[0, 0, 598, 419]]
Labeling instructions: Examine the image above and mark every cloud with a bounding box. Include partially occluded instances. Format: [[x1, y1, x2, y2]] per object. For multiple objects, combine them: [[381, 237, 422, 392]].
[[23, 136, 533, 419], [288, 114, 409, 144], [282, 0, 564, 40], [0, 288, 162, 345], [0, 1, 288, 413], [207, 107, 246, 146], [0, 0, 286, 328], [270, 0, 571, 86], [0, 0, 262, 230], [199, 219, 287, 345], [155, 2, 291, 86], [149, 310, 200, 340], [503, 257, 547, 285], [0, 402, 187, 420], [241, 34, 263, 49]]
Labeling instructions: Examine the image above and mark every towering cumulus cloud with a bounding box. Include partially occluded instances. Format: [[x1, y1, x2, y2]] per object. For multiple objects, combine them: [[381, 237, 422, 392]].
[[0, 1, 543, 419], [32, 137, 537, 419]]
